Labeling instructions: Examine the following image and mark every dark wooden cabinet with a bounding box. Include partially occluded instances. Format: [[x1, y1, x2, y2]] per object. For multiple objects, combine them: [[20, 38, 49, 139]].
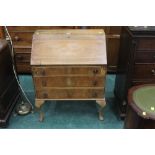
[[0, 39, 20, 127], [1, 26, 121, 74], [114, 26, 155, 118], [0, 26, 4, 38]]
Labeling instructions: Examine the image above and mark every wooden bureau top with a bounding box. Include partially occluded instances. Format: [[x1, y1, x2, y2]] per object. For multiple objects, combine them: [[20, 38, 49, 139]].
[[31, 29, 107, 65]]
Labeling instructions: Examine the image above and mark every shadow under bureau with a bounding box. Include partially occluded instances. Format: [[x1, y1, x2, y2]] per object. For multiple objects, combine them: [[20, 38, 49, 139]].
[[31, 29, 107, 121]]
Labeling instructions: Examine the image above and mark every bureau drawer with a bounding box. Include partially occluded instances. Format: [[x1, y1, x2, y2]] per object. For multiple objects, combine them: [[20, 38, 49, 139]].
[[14, 48, 31, 54], [133, 64, 155, 79], [32, 66, 106, 76], [135, 51, 155, 63], [15, 53, 30, 63], [36, 88, 104, 99], [136, 38, 155, 51], [10, 32, 33, 47], [16, 63, 31, 73], [33, 76, 104, 88]]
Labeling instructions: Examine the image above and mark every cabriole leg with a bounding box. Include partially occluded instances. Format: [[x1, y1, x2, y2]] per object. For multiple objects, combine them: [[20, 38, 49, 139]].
[[96, 98, 106, 121], [35, 99, 45, 122]]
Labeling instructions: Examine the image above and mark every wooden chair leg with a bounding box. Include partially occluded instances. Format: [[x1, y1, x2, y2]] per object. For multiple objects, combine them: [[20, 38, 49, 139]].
[[96, 98, 106, 121]]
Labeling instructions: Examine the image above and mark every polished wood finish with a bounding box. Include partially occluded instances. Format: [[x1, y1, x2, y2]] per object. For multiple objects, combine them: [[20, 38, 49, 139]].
[[125, 105, 155, 129], [7, 26, 80, 73], [125, 84, 155, 129], [0, 26, 4, 38], [0, 39, 20, 127], [34, 76, 105, 88], [32, 66, 106, 76], [31, 29, 107, 121], [107, 37, 120, 72], [7, 26, 78, 31], [31, 29, 107, 65], [133, 64, 155, 79], [86, 26, 121, 72], [9, 31, 33, 47], [5, 26, 121, 73], [36, 88, 104, 99], [115, 27, 155, 118], [135, 51, 155, 63], [136, 38, 155, 50], [15, 53, 31, 63], [14, 48, 31, 73]]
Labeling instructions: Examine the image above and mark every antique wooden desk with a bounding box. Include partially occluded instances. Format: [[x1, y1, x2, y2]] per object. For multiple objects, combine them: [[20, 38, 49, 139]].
[[31, 29, 107, 121], [0, 26, 121, 73]]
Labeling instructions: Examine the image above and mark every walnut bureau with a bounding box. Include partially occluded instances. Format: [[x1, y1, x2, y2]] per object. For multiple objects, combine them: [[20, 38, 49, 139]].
[[0, 26, 121, 73], [31, 29, 107, 121]]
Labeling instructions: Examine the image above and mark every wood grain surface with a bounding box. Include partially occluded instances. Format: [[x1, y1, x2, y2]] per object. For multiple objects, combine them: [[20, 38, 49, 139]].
[[31, 29, 107, 65]]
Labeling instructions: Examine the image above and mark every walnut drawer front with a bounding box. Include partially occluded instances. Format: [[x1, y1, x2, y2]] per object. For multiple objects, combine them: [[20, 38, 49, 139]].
[[14, 48, 31, 54], [32, 66, 106, 76], [135, 51, 155, 63], [33, 76, 104, 88], [133, 64, 155, 79], [16, 63, 31, 73], [15, 53, 31, 73], [36, 88, 104, 99], [10, 32, 33, 47], [136, 38, 155, 51], [15, 53, 30, 63]]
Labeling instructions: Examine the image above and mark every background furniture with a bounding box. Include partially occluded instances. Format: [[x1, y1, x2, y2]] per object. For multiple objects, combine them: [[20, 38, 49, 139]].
[[125, 84, 155, 129], [0, 26, 121, 74], [87, 26, 121, 73], [5, 26, 78, 73], [0, 39, 20, 127], [115, 26, 155, 118], [31, 29, 107, 121], [0, 26, 4, 38]]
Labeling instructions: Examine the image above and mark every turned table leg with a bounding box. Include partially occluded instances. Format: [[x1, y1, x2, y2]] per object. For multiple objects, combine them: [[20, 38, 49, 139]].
[[96, 98, 106, 121], [35, 99, 45, 122]]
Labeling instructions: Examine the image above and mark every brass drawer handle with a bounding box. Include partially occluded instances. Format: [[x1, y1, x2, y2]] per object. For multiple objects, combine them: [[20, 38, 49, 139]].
[[16, 55, 23, 60], [14, 35, 20, 41], [35, 71, 38, 75], [93, 69, 99, 74], [34, 70, 44, 75], [92, 80, 98, 86], [42, 92, 48, 98], [151, 69, 155, 75], [92, 92, 98, 98]]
